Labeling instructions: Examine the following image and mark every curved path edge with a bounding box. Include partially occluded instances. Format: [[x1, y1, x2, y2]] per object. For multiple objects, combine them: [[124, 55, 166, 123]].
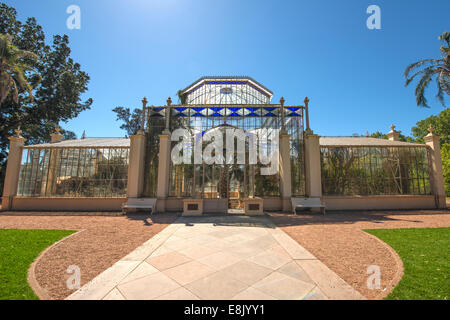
[[28, 230, 84, 300], [363, 231, 404, 300]]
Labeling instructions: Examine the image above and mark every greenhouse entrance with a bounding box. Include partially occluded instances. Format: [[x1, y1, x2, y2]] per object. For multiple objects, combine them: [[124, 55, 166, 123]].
[[190, 125, 257, 213], [141, 76, 307, 214]]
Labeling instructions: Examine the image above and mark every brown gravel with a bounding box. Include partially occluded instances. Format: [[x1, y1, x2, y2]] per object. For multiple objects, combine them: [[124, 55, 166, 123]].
[[269, 209, 450, 300], [0, 212, 177, 300], [1, 209, 449, 300]]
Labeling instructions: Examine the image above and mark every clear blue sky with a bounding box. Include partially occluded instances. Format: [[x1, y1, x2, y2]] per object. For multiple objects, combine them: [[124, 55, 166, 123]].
[[5, 0, 449, 138]]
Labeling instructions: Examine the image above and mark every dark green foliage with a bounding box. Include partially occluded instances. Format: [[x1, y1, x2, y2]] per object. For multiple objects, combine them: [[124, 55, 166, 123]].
[[411, 108, 450, 194], [411, 108, 450, 145], [0, 3, 92, 194], [370, 131, 415, 143], [112, 106, 142, 137]]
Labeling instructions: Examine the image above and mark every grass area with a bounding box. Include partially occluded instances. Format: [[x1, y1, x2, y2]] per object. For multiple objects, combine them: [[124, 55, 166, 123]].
[[0, 229, 75, 300], [366, 228, 449, 300]]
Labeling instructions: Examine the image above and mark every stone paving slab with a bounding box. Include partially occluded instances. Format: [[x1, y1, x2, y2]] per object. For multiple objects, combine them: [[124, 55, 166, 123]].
[[67, 216, 365, 300]]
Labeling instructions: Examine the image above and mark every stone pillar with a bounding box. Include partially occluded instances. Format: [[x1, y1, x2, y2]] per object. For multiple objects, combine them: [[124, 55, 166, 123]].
[[304, 131, 322, 198], [387, 125, 400, 141], [46, 127, 64, 195], [1, 129, 26, 211], [46, 148, 61, 195], [424, 127, 446, 209], [156, 132, 171, 212], [127, 133, 146, 198], [279, 131, 292, 211], [50, 127, 63, 143]]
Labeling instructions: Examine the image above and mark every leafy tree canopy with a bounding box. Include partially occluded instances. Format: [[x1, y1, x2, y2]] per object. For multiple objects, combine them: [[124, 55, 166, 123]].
[[112, 106, 142, 137], [0, 3, 92, 188], [369, 131, 415, 143], [411, 108, 449, 144]]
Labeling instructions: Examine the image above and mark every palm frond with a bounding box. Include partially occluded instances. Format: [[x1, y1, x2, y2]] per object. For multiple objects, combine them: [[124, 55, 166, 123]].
[[436, 74, 445, 107], [405, 68, 426, 87], [404, 59, 441, 78], [414, 68, 435, 108]]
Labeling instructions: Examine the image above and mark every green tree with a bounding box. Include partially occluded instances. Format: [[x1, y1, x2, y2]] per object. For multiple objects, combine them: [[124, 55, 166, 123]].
[[411, 108, 450, 145], [404, 31, 449, 108], [0, 4, 92, 193], [442, 144, 450, 195], [0, 34, 38, 104], [370, 131, 415, 142], [112, 106, 142, 136]]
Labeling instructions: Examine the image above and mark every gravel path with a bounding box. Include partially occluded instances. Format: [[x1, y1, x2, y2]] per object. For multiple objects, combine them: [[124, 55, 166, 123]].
[[1, 209, 448, 300], [0, 212, 177, 300], [269, 209, 450, 300]]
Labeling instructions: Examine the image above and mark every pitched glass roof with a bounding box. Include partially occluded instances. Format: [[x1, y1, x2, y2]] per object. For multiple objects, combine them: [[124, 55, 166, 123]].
[[181, 76, 273, 105]]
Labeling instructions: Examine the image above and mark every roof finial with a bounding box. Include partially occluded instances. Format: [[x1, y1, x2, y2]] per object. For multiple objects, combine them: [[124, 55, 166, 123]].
[[280, 97, 286, 132], [304, 97, 309, 105], [14, 126, 22, 137], [428, 125, 434, 134], [139, 97, 148, 134], [304, 97, 311, 133], [167, 97, 172, 106], [390, 124, 396, 132], [55, 126, 61, 134]]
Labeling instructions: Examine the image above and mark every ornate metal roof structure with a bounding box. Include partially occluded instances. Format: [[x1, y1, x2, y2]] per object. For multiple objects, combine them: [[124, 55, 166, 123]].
[[180, 76, 273, 105]]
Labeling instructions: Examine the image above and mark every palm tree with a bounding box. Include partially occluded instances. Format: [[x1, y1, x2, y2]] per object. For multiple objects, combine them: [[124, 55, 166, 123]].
[[0, 33, 38, 105], [404, 31, 449, 108]]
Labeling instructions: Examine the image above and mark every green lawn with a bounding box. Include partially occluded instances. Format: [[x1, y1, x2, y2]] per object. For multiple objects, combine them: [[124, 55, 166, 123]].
[[366, 228, 450, 300], [0, 229, 75, 300]]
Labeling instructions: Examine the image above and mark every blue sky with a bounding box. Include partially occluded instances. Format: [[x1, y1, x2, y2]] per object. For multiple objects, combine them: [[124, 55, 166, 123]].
[[5, 0, 449, 138]]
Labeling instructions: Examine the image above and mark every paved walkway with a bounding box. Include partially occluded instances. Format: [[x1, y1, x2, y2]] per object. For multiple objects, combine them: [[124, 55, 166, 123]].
[[67, 216, 365, 300]]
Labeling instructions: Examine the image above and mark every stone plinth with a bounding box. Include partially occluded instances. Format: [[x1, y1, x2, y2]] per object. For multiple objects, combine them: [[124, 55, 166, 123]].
[[243, 198, 264, 216], [183, 199, 203, 216]]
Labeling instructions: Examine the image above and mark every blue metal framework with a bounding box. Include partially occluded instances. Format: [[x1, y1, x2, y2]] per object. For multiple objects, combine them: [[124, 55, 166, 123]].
[[150, 105, 303, 118]]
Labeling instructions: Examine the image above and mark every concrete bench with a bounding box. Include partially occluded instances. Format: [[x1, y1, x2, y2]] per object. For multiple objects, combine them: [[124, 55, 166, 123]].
[[122, 198, 156, 214], [291, 198, 326, 215]]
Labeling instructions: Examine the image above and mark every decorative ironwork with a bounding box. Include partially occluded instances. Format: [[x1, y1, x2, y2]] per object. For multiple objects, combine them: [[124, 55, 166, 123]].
[[181, 77, 273, 105], [320, 146, 431, 196], [17, 147, 129, 197]]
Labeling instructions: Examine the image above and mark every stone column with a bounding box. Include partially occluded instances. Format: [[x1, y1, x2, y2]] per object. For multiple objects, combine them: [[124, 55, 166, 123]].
[[156, 132, 171, 212], [45, 127, 64, 195], [304, 131, 322, 198], [127, 132, 146, 198], [424, 126, 446, 209], [1, 129, 26, 211], [279, 131, 292, 211], [50, 126, 63, 143], [387, 125, 400, 141]]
